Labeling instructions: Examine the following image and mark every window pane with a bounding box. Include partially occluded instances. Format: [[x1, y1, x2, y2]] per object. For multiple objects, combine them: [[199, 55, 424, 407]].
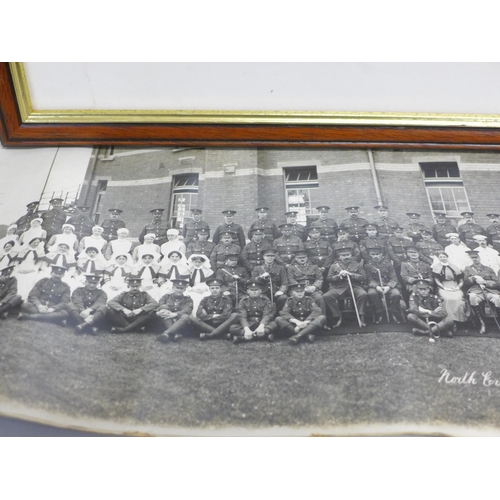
[[440, 188, 456, 211], [427, 187, 444, 211], [453, 188, 470, 212]]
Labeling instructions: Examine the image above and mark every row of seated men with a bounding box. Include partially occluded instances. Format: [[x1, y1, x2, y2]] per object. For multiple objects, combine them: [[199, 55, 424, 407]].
[[2, 238, 500, 341]]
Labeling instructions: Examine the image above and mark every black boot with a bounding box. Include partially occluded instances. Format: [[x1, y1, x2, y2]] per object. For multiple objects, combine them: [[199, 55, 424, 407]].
[[472, 306, 486, 334]]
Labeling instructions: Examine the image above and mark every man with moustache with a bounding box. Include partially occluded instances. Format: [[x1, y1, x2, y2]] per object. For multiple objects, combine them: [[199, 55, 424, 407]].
[[310, 206, 338, 244], [339, 206, 369, 243], [138, 209, 171, 246]]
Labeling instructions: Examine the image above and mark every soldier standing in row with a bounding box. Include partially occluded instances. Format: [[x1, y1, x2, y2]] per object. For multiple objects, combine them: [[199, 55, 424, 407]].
[[212, 210, 246, 249], [486, 213, 500, 253], [310, 206, 337, 244], [284, 211, 307, 242], [416, 229, 442, 265], [182, 208, 210, 248], [138, 208, 171, 246], [101, 208, 126, 242], [304, 226, 333, 273], [374, 205, 399, 239], [66, 206, 95, 241], [273, 223, 304, 265], [432, 212, 456, 248], [247, 207, 279, 243], [458, 211, 486, 249], [186, 228, 215, 259], [387, 226, 411, 274], [405, 212, 426, 243], [41, 198, 67, 241], [339, 206, 369, 243], [359, 223, 388, 262], [241, 229, 273, 272], [14, 201, 40, 235], [210, 230, 241, 270]]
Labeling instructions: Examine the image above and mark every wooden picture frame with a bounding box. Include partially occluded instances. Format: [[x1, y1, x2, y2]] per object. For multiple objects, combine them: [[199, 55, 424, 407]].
[[3, 62, 500, 149]]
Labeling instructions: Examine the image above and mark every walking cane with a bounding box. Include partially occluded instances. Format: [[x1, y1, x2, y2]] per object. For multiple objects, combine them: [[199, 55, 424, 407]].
[[376, 267, 391, 323], [268, 275, 274, 304], [480, 284, 500, 332], [346, 273, 363, 328], [220, 267, 239, 304]]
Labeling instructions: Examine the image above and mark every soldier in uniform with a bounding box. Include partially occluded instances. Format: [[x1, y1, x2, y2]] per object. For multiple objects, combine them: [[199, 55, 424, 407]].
[[405, 212, 426, 243], [156, 279, 194, 343], [339, 206, 369, 243], [310, 206, 338, 244], [182, 208, 210, 248], [241, 229, 273, 273], [230, 280, 277, 343], [458, 211, 486, 249], [416, 228, 442, 265], [216, 253, 250, 304], [304, 226, 334, 273], [464, 250, 500, 334], [400, 245, 433, 296], [210, 230, 241, 271], [247, 207, 279, 243], [100, 208, 126, 242], [18, 264, 71, 324], [13, 201, 40, 235], [212, 210, 246, 249], [275, 283, 326, 345], [67, 274, 108, 334], [186, 228, 215, 259], [251, 248, 288, 311], [107, 276, 158, 333], [273, 223, 304, 265], [359, 223, 388, 263], [432, 212, 456, 248], [41, 198, 68, 241], [373, 205, 399, 239], [192, 278, 240, 340], [286, 249, 326, 314], [387, 226, 411, 272], [323, 247, 368, 328], [138, 208, 171, 246], [66, 206, 95, 242], [364, 246, 403, 323], [0, 264, 23, 319], [332, 228, 361, 262], [485, 213, 500, 253], [283, 211, 307, 242], [407, 279, 454, 340]]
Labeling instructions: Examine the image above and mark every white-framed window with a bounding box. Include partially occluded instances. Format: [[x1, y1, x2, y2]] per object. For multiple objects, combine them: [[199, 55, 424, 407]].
[[170, 174, 199, 229], [420, 161, 471, 219], [283, 166, 319, 224]]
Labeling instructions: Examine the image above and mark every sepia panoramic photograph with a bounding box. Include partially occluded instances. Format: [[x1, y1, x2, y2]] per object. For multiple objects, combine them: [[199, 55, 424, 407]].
[[2, 145, 500, 435]]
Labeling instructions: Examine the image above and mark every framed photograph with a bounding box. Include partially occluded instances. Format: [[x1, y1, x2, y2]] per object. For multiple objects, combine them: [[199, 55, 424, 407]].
[[2, 63, 500, 436]]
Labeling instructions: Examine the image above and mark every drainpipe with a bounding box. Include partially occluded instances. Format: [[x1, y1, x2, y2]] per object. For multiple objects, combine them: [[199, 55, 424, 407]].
[[368, 149, 383, 206], [82, 146, 100, 206]]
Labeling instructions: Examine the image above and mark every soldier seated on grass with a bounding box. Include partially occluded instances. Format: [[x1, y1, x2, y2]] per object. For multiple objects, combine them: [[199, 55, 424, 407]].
[[230, 280, 277, 344], [275, 283, 326, 346], [0, 264, 23, 319], [67, 274, 108, 335], [156, 279, 194, 343], [191, 278, 240, 340], [18, 264, 70, 325], [406, 279, 454, 341], [107, 276, 158, 333]]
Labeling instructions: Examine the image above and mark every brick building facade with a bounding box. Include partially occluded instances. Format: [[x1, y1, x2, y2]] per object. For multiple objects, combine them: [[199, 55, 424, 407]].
[[78, 147, 500, 240]]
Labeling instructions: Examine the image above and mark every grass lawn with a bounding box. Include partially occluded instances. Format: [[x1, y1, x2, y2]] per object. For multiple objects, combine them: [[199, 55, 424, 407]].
[[2, 316, 500, 435]]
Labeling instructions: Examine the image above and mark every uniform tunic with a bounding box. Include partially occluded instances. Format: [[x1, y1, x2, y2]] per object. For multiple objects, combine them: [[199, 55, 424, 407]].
[[310, 218, 338, 243], [196, 294, 233, 324], [241, 239, 273, 270], [212, 223, 246, 249], [477, 246, 500, 274], [400, 260, 433, 292], [235, 296, 275, 328], [27, 277, 71, 310], [339, 217, 370, 242], [186, 240, 216, 259], [210, 243, 242, 270], [247, 220, 279, 242], [216, 265, 250, 297], [108, 290, 158, 314], [182, 220, 210, 247], [272, 236, 304, 265], [287, 262, 323, 290], [157, 293, 193, 317], [138, 220, 171, 246], [416, 239, 443, 265], [251, 262, 288, 294], [375, 217, 399, 239], [100, 218, 127, 242], [41, 208, 67, 240], [486, 223, 500, 253], [66, 214, 94, 241], [359, 236, 388, 262], [463, 263, 500, 307], [279, 296, 323, 323], [0, 276, 20, 305], [406, 222, 426, 242], [14, 211, 40, 235], [432, 221, 457, 248], [286, 223, 307, 242], [387, 236, 411, 267], [459, 222, 486, 249], [69, 287, 108, 315], [364, 259, 402, 315], [332, 240, 361, 262], [304, 239, 333, 268], [406, 292, 453, 333]]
